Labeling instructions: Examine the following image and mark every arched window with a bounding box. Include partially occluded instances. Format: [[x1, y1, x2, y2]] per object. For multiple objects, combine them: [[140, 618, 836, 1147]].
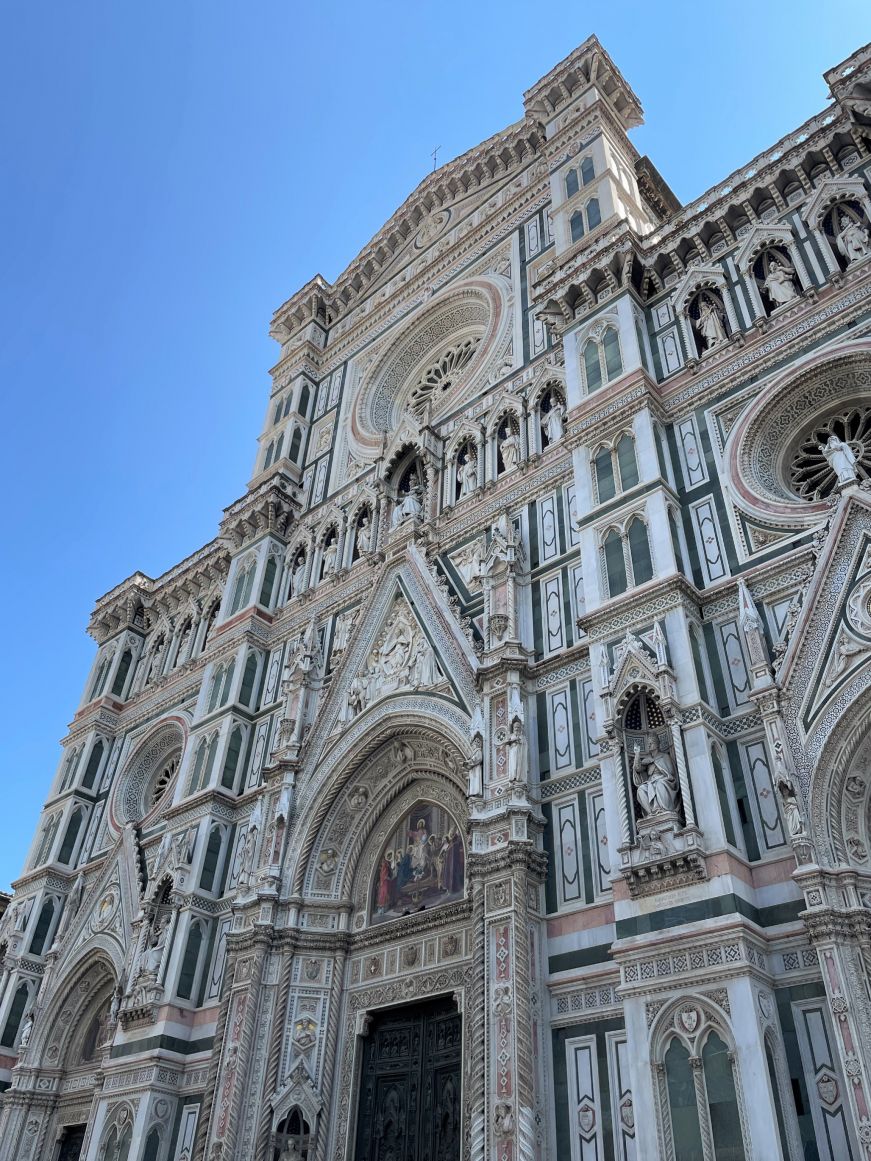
[[669, 510, 686, 574], [60, 749, 82, 793], [690, 626, 710, 702], [203, 733, 219, 789], [219, 659, 236, 707], [581, 156, 595, 185], [81, 740, 104, 790], [570, 210, 585, 244], [272, 400, 282, 426], [702, 1032, 745, 1158], [665, 1038, 705, 1159], [221, 726, 244, 791], [603, 327, 623, 379], [583, 338, 602, 392], [1, 983, 29, 1047], [627, 518, 653, 585], [111, 650, 133, 698], [142, 1129, 161, 1161], [581, 326, 623, 393], [89, 657, 110, 702], [199, 827, 224, 892], [603, 528, 627, 597], [273, 433, 284, 462], [586, 197, 601, 230], [283, 394, 293, 419], [207, 666, 225, 713], [592, 433, 638, 503], [289, 425, 303, 463], [565, 168, 579, 199], [190, 738, 208, 794], [239, 653, 259, 707], [177, 920, 204, 1001], [594, 446, 616, 503], [230, 561, 255, 616], [29, 897, 55, 955], [263, 441, 275, 471], [58, 807, 84, 865], [601, 517, 655, 597], [711, 745, 737, 848], [259, 556, 278, 608], [35, 814, 59, 866], [200, 602, 220, 654]]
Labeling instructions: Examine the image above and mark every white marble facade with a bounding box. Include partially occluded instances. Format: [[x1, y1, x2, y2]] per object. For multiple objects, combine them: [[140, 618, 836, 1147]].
[[2, 33, 871, 1161]]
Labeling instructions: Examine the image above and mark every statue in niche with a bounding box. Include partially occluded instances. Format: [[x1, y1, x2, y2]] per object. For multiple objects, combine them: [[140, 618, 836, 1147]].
[[458, 450, 478, 497], [506, 716, 528, 785], [761, 258, 799, 307], [289, 553, 306, 596], [321, 536, 338, 577], [836, 213, 871, 264], [499, 426, 520, 472], [820, 433, 859, 486], [693, 295, 727, 350], [541, 396, 565, 444], [143, 915, 169, 977], [453, 539, 485, 587], [356, 513, 372, 555], [632, 734, 679, 817], [391, 472, 423, 528], [18, 1009, 33, 1049]]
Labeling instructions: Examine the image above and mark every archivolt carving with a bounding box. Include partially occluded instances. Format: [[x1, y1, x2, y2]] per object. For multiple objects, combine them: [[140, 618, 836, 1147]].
[[111, 719, 187, 827], [725, 343, 871, 523], [349, 279, 509, 454], [291, 719, 467, 899]]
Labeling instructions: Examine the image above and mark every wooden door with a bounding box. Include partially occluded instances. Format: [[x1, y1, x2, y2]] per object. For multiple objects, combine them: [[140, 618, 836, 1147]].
[[354, 997, 462, 1161]]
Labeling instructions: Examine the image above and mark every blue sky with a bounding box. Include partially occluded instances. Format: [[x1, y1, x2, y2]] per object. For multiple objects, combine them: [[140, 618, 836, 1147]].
[[0, 1, 867, 889]]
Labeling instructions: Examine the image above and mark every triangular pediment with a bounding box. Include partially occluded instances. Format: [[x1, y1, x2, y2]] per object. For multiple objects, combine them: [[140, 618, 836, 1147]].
[[54, 824, 142, 977], [780, 492, 871, 745], [307, 547, 478, 764]]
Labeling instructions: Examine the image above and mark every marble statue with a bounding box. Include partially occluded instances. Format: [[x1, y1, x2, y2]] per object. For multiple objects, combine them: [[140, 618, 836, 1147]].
[[541, 398, 565, 444], [762, 259, 799, 306], [356, 514, 372, 555], [506, 717, 528, 784], [693, 296, 727, 349], [500, 429, 520, 472], [392, 474, 424, 527], [290, 554, 306, 595], [820, 433, 858, 485], [321, 537, 338, 576], [458, 452, 478, 496], [143, 917, 168, 977], [632, 735, 679, 817], [18, 1009, 33, 1048], [836, 213, 871, 264]]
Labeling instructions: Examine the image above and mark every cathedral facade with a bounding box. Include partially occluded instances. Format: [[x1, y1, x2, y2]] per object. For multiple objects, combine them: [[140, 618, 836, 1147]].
[[3, 34, 871, 1161]]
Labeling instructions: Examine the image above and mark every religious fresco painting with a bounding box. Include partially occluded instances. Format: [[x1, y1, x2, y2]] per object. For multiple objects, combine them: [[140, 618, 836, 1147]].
[[372, 803, 464, 922]]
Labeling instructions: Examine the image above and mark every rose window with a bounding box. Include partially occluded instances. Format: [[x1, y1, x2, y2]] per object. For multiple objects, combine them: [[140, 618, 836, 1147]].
[[408, 336, 481, 417], [149, 753, 179, 809], [788, 407, 871, 499]]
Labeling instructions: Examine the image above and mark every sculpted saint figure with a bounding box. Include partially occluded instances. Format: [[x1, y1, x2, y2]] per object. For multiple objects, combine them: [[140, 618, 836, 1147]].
[[458, 452, 478, 497], [392, 474, 423, 527], [820, 433, 858, 486], [632, 734, 679, 817], [836, 213, 871, 264], [18, 1009, 33, 1048], [694, 297, 727, 350], [507, 717, 528, 785], [321, 537, 338, 576], [762, 259, 799, 306], [356, 514, 372, 555], [541, 398, 565, 444], [144, 917, 168, 977], [500, 429, 520, 472]]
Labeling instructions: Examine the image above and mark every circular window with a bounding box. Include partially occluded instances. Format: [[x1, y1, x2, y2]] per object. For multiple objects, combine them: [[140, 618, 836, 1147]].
[[788, 407, 871, 499], [408, 335, 481, 417], [149, 753, 180, 810]]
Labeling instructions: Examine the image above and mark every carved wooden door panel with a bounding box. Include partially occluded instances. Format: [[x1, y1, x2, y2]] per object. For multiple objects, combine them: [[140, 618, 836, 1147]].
[[354, 998, 461, 1161]]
